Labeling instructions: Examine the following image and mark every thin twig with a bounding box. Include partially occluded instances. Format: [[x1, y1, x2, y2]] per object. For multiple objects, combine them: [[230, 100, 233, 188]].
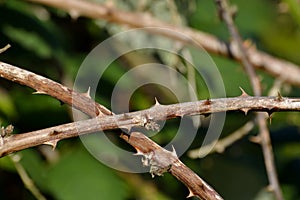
[[0, 61, 223, 199], [26, 0, 300, 87], [215, 0, 284, 199], [0, 44, 11, 54], [9, 154, 47, 200], [188, 121, 255, 158]]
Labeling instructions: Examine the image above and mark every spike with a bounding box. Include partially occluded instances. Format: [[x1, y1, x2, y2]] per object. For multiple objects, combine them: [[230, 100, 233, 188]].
[[33, 90, 47, 95], [82, 87, 91, 98], [43, 139, 59, 150], [268, 116, 272, 124], [240, 108, 250, 115], [275, 91, 283, 102], [118, 125, 132, 135], [133, 149, 144, 156], [187, 188, 196, 198], [69, 9, 80, 20], [267, 110, 273, 124], [154, 97, 161, 106], [239, 87, 249, 97], [171, 145, 178, 158]]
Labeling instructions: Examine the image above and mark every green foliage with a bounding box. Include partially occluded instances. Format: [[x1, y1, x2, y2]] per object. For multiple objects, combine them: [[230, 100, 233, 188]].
[[1, 0, 300, 199], [17, 147, 128, 200]]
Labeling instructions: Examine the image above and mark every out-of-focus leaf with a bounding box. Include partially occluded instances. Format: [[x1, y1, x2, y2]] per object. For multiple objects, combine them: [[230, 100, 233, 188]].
[[46, 147, 128, 200], [19, 149, 48, 191], [282, 0, 300, 26], [0, 88, 16, 118], [3, 26, 52, 58], [254, 184, 297, 200], [0, 156, 15, 172], [277, 142, 300, 163]]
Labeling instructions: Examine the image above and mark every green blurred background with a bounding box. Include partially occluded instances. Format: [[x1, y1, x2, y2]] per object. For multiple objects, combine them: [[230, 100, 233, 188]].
[[0, 0, 300, 199]]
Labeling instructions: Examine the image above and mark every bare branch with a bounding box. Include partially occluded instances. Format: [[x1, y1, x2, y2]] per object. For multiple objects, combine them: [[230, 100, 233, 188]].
[[1, 94, 300, 157], [215, 1, 284, 199], [26, 0, 300, 87]]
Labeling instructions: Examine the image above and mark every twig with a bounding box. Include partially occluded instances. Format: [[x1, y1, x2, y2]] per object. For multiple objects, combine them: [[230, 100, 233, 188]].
[[9, 154, 46, 200], [215, 0, 284, 199], [0, 44, 11, 54], [0, 61, 223, 199], [26, 0, 300, 87], [188, 121, 254, 158]]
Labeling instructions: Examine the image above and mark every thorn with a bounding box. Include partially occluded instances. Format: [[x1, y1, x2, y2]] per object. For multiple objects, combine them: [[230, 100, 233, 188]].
[[239, 87, 249, 97], [240, 108, 250, 115], [269, 116, 272, 124], [133, 148, 144, 156], [82, 87, 91, 98], [275, 91, 283, 102], [118, 125, 132, 135], [187, 189, 196, 198], [171, 145, 178, 158], [267, 110, 273, 124], [43, 139, 59, 150], [33, 90, 47, 95], [154, 97, 161, 106], [69, 9, 80, 20]]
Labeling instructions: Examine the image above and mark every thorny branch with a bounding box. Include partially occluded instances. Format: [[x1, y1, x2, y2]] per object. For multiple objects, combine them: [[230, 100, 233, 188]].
[[26, 0, 300, 87], [2, 90, 300, 157], [0, 61, 223, 200], [215, 0, 284, 199]]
